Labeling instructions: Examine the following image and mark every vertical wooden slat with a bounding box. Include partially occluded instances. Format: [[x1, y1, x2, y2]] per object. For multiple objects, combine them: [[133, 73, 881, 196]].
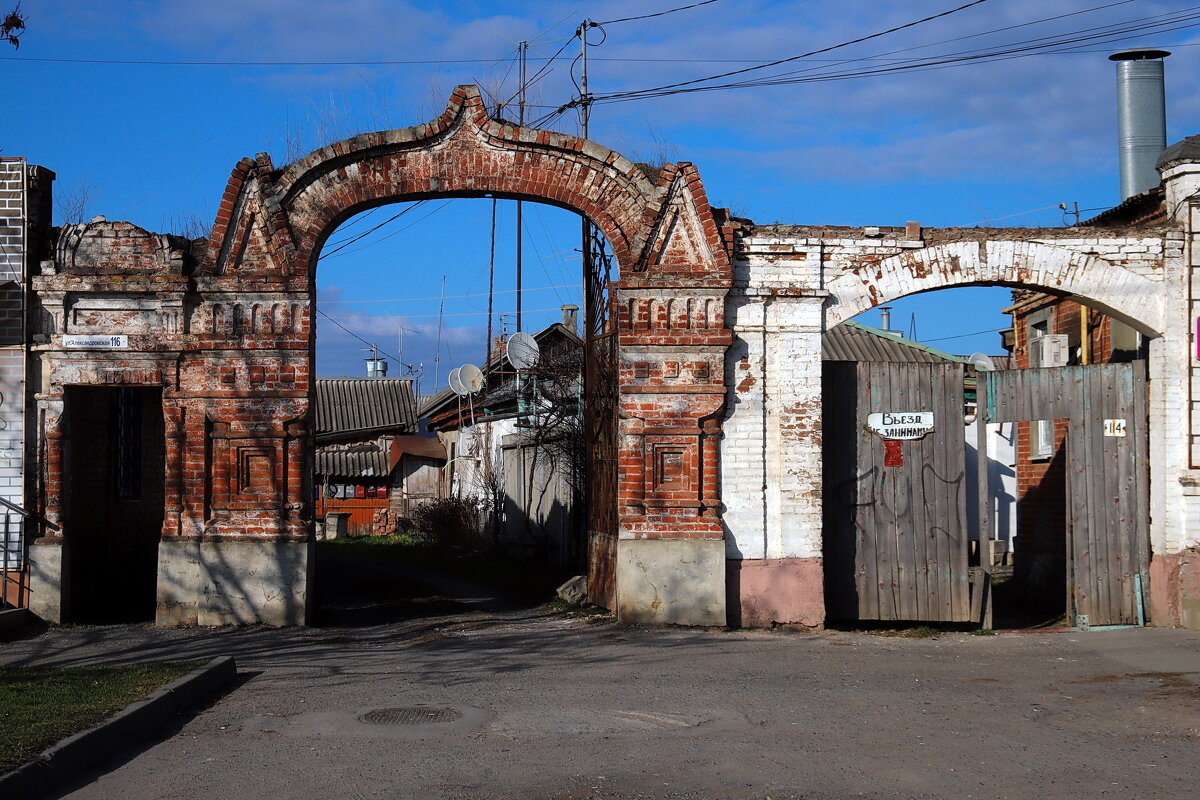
[[1077, 368, 1098, 623], [857, 362, 881, 621], [911, 367, 932, 622], [893, 364, 917, 621], [1089, 365, 1113, 623], [931, 363, 953, 621], [1132, 362, 1151, 622], [947, 364, 964, 621], [950, 364, 971, 621], [1112, 365, 1136, 623], [874, 364, 898, 620], [1103, 366, 1127, 623]]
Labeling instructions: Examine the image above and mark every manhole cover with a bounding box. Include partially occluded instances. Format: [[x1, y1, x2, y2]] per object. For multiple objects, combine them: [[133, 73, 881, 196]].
[[359, 706, 463, 726]]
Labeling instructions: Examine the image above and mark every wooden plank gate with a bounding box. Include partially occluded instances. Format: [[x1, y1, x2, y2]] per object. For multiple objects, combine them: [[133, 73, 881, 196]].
[[823, 362, 973, 622], [980, 363, 1149, 626], [824, 359, 1149, 627]]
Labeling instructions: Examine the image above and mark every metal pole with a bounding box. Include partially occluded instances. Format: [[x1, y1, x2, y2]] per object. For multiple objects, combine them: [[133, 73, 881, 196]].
[[580, 21, 591, 138], [579, 18, 593, 351], [487, 198, 496, 360], [976, 374, 991, 567], [516, 41, 527, 333]]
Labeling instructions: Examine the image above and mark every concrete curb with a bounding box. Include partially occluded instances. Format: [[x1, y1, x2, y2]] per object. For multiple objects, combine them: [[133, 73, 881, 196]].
[[0, 656, 237, 800]]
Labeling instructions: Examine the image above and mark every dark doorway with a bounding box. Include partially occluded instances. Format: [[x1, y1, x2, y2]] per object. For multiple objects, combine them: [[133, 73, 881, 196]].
[[63, 386, 165, 623]]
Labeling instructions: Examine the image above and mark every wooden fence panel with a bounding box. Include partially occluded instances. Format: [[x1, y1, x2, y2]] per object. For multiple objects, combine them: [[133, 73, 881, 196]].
[[823, 361, 971, 622], [984, 363, 1148, 626]]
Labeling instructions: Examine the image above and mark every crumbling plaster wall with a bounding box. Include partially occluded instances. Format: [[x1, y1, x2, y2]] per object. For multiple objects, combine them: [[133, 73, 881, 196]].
[[724, 221, 1188, 627]]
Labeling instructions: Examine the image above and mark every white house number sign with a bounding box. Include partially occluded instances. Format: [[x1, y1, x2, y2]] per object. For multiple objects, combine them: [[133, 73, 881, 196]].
[[867, 411, 935, 441], [1103, 418, 1127, 437]]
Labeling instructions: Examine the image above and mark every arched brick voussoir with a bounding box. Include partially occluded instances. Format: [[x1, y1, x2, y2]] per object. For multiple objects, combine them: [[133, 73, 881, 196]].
[[275, 85, 668, 274], [824, 240, 1166, 337]]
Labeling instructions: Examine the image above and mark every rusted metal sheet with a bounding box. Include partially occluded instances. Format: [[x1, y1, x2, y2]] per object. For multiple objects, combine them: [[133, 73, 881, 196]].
[[823, 361, 972, 622], [984, 363, 1149, 626]]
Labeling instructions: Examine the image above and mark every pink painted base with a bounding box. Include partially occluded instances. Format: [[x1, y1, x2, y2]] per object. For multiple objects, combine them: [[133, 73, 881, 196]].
[[727, 558, 825, 628], [1149, 550, 1200, 630]]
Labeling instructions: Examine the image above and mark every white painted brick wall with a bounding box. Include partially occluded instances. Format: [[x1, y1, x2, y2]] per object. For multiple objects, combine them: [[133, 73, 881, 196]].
[[724, 220, 1194, 569], [0, 161, 25, 564]]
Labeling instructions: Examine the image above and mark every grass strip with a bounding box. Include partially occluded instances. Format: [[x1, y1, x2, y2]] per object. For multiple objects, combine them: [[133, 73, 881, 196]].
[[0, 662, 198, 773]]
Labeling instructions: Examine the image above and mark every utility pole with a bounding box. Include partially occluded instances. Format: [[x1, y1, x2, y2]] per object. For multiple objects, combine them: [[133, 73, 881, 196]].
[[434, 274, 445, 387], [1059, 201, 1081, 226], [579, 19, 594, 350], [486, 198, 497, 362], [516, 40, 527, 333]]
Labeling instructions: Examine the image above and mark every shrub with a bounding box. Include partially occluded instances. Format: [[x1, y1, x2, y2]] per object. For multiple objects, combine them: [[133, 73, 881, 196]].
[[407, 497, 479, 548]]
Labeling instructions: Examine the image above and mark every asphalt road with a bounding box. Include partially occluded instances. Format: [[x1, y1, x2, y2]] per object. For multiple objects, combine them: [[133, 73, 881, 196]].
[[3, 603, 1198, 800]]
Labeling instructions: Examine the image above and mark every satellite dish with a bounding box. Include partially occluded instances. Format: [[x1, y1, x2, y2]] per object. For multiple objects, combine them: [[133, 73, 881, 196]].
[[506, 331, 540, 370], [448, 366, 467, 396], [459, 363, 484, 394], [968, 352, 997, 372]]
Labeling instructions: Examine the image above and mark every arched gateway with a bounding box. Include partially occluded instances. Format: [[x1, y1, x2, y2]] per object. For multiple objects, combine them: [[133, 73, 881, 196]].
[[28, 86, 736, 625], [24, 89, 1199, 630]]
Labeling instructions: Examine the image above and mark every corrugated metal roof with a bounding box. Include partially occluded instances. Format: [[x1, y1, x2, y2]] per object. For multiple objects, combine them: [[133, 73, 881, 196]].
[[315, 378, 418, 436], [315, 438, 390, 479], [823, 322, 971, 363]]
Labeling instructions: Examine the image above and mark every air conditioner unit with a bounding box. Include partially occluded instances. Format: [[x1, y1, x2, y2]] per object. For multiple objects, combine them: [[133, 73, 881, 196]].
[[1031, 334, 1069, 368]]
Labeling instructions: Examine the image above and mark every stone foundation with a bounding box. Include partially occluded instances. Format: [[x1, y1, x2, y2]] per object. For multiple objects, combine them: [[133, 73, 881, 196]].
[[27, 542, 66, 623], [1148, 549, 1200, 630], [616, 539, 726, 626], [727, 557, 824, 628], [156, 538, 314, 626]]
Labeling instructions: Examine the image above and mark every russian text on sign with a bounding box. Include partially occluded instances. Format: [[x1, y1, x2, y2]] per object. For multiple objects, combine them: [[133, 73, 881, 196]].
[[866, 411, 935, 440]]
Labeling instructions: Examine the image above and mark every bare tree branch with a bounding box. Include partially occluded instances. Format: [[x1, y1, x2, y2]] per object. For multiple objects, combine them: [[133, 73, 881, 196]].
[[2, 4, 25, 50]]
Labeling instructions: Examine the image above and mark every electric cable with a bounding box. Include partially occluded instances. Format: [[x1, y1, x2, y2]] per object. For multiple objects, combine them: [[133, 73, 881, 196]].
[[315, 308, 418, 370], [594, 0, 724, 26], [587, 0, 992, 103]]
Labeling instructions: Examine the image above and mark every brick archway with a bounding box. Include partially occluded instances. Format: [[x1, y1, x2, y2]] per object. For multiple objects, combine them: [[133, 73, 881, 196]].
[[28, 86, 735, 626], [824, 240, 1165, 336]]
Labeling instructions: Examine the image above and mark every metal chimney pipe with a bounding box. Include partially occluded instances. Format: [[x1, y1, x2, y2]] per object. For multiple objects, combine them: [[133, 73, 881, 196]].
[[1110, 48, 1171, 200], [880, 306, 892, 332], [561, 304, 579, 335]]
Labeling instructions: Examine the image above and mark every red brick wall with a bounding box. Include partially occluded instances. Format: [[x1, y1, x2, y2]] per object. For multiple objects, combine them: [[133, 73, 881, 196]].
[[34, 85, 734, 561], [1009, 293, 1146, 568]]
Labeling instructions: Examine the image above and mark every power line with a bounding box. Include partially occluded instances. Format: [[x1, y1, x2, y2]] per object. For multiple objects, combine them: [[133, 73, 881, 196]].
[[320, 201, 426, 257], [319, 283, 582, 304], [970, 204, 1065, 226], [589, 6, 1200, 103], [921, 327, 1007, 343], [319, 200, 452, 259], [320, 305, 577, 320], [589, 0, 992, 104], [595, 0, 723, 26], [315, 308, 417, 370]]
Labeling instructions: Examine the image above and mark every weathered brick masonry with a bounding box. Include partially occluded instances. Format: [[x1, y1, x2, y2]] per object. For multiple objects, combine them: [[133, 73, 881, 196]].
[[725, 220, 1195, 628], [22, 86, 1200, 629], [27, 86, 735, 625], [0, 159, 52, 608]]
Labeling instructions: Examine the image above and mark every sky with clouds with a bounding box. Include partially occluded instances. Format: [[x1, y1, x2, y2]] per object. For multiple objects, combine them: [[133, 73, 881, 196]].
[[3, 0, 1198, 386]]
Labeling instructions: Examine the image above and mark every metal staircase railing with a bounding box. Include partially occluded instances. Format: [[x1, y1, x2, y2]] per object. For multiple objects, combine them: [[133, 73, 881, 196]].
[[0, 496, 31, 610]]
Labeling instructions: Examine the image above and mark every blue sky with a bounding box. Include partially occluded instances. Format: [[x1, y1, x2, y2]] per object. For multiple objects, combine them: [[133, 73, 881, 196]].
[[3, 0, 1198, 388]]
